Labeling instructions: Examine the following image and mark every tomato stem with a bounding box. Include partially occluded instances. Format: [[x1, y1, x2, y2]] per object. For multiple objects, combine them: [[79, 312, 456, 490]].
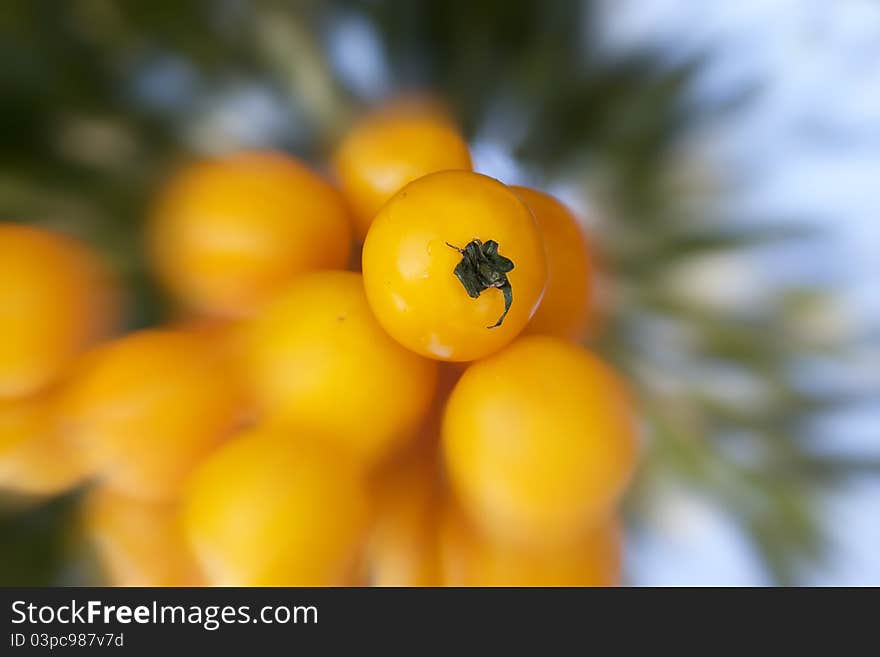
[[446, 239, 514, 328]]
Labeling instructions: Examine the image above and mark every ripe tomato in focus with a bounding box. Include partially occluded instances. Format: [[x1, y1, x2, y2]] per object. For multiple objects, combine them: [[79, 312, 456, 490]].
[[366, 450, 442, 586], [244, 271, 437, 468], [333, 100, 472, 241], [0, 389, 93, 496], [148, 151, 352, 319], [62, 329, 244, 501], [182, 427, 371, 586], [439, 503, 621, 586], [83, 486, 203, 586], [0, 223, 117, 399], [362, 171, 547, 362], [513, 187, 596, 341], [442, 335, 637, 547]]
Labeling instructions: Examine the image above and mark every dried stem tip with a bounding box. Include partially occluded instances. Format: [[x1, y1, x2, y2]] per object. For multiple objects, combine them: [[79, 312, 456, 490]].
[[446, 239, 514, 329]]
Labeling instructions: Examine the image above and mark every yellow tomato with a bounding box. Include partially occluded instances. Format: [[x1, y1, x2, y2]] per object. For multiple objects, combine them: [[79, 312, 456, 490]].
[[513, 187, 596, 341], [0, 223, 117, 399], [362, 171, 547, 362], [439, 503, 621, 586], [165, 317, 259, 422], [363, 364, 460, 585], [182, 426, 371, 586], [333, 100, 472, 240], [148, 150, 353, 319], [82, 486, 203, 586], [245, 270, 437, 468], [442, 335, 637, 547], [62, 329, 245, 501], [0, 389, 93, 496], [366, 450, 442, 586]]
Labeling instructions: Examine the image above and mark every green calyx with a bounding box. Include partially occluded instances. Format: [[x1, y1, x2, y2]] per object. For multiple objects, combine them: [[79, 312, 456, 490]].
[[446, 239, 514, 329]]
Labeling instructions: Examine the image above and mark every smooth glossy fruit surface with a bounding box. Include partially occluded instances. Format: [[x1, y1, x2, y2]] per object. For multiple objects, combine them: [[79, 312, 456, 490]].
[[513, 187, 595, 341], [63, 329, 244, 500], [245, 270, 437, 468], [362, 171, 547, 362], [182, 427, 371, 586], [0, 223, 117, 399], [334, 101, 472, 240], [148, 151, 352, 318], [83, 486, 203, 586], [442, 335, 637, 547]]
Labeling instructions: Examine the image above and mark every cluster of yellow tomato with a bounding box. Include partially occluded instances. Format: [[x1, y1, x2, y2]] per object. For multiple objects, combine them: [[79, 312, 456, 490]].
[[0, 99, 637, 586]]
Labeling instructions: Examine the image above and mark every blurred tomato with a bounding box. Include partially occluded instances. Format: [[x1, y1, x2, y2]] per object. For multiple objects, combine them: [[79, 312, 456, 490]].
[[182, 426, 371, 586], [443, 335, 637, 547], [439, 502, 621, 586], [513, 187, 596, 341], [366, 450, 443, 586], [148, 151, 353, 319], [333, 100, 472, 240], [362, 171, 547, 361], [244, 270, 437, 469], [0, 389, 93, 496], [164, 316, 258, 421], [62, 329, 245, 501], [82, 486, 203, 586], [0, 223, 117, 399]]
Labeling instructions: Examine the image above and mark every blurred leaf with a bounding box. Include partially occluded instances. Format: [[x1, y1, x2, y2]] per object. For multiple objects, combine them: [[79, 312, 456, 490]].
[[0, 492, 81, 586]]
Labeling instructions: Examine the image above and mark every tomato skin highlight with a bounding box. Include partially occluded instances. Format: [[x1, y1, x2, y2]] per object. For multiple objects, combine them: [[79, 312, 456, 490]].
[[513, 187, 596, 342], [442, 335, 638, 548], [362, 171, 547, 362], [244, 270, 437, 469], [0, 223, 117, 399], [62, 329, 246, 501], [148, 150, 353, 319], [334, 100, 472, 241], [182, 426, 371, 586]]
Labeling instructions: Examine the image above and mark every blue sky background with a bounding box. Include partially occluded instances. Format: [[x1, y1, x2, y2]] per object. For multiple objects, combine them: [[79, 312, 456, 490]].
[[592, 0, 880, 586]]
